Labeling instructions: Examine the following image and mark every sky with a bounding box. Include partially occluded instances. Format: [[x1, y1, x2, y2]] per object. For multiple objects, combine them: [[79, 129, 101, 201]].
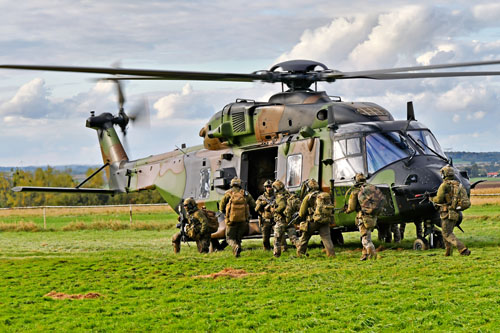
[[1, 0, 500, 166]]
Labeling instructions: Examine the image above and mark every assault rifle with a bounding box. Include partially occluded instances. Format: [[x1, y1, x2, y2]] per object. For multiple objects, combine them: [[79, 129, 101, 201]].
[[409, 190, 438, 204], [287, 212, 301, 228]]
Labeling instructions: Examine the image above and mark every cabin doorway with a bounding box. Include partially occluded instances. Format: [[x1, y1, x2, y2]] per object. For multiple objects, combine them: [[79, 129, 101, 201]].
[[241, 147, 278, 199]]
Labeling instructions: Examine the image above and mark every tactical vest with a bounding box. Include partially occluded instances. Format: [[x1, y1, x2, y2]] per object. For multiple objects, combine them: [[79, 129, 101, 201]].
[[284, 193, 301, 223]]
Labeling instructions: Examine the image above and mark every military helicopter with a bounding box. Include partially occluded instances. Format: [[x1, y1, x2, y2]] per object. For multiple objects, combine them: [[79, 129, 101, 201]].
[[3, 59, 500, 250]]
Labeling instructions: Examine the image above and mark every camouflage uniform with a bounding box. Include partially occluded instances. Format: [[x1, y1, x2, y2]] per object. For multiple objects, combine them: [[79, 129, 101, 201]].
[[255, 180, 275, 250], [271, 180, 289, 257], [284, 192, 300, 247], [219, 178, 256, 257], [432, 165, 471, 256], [172, 198, 211, 254], [296, 179, 335, 257], [345, 174, 378, 260]]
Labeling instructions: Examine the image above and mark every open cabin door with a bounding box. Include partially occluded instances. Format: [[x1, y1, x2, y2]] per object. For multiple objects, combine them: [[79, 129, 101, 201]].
[[276, 137, 321, 191]]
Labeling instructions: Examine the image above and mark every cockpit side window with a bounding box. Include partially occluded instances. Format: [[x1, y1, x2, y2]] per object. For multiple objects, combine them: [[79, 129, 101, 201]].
[[366, 132, 412, 174], [334, 137, 364, 181]]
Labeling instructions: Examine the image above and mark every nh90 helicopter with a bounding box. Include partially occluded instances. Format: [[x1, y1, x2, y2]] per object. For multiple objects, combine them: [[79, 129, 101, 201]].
[[3, 59, 500, 249]]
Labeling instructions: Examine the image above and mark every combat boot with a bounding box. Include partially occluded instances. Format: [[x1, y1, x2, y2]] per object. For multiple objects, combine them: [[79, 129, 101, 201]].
[[235, 246, 242, 258], [445, 246, 453, 256], [368, 247, 378, 260], [173, 243, 180, 254], [360, 254, 368, 261], [460, 248, 471, 256]]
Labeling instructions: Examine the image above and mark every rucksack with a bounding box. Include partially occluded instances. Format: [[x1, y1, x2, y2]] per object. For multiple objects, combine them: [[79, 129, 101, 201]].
[[284, 193, 301, 222], [226, 189, 248, 224], [202, 207, 219, 233], [449, 181, 471, 211], [358, 184, 385, 216], [313, 192, 334, 224]]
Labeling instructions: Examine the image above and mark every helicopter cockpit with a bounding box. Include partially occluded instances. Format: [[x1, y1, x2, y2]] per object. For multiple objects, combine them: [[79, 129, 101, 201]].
[[333, 123, 448, 182]]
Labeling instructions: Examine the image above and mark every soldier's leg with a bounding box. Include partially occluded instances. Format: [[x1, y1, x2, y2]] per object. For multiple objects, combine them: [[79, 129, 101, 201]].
[[377, 224, 389, 242], [318, 224, 335, 257], [273, 222, 286, 257], [172, 232, 182, 254], [199, 233, 211, 253], [364, 228, 377, 259], [441, 218, 467, 254], [415, 221, 423, 239], [234, 222, 247, 257], [225, 224, 239, 256], [262, 221, 272, 251], [399, 223, 406, 240], [392, 224, 401, 243], [287, 226, 299, 247], [296, 224, 313, 256]]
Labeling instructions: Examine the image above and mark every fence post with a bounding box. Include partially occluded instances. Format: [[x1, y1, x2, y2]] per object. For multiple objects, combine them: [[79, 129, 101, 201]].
[[129, 204, 132, 224], [43, 207, 46, 230]]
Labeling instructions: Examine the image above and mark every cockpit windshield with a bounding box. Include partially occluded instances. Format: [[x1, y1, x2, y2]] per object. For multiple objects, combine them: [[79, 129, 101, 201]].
[[407, 129, 446, 158], [366, 131, 414, 174]]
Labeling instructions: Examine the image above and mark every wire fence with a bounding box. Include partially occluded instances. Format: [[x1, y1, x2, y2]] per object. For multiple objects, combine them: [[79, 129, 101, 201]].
[[0, 203, 171, 230]]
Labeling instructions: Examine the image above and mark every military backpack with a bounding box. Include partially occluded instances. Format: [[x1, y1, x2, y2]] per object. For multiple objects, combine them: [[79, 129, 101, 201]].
[[358, 184, 385, 216], [312, 192, 334, 224], [226, 189, 248, 224], [447, 180, 471, 211], [202, 207, 219, 233]]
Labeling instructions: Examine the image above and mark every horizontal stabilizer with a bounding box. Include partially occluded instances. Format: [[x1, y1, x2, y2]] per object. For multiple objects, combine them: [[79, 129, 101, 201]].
[[12, 186, 116, 194]]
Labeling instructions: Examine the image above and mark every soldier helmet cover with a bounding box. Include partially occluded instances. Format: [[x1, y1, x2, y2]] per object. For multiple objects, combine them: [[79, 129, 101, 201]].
[[272, 179, 285, 192], [230, 177, 242, 187], [307, 178, 319, 190], [355, 173, 366, 183], [264, 179, 273, 188], [183, 197, 197, 211], [440, 165, 454, 178]]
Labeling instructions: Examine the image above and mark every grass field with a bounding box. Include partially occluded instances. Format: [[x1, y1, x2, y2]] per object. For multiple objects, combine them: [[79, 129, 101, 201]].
[[0, 205, 499, 331]]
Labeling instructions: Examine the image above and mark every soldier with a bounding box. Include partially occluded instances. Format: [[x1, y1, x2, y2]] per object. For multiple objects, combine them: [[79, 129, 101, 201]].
[[255, 180, 275, 251], [283, 190, 300, 248], [219, 177, 256, 257], [296, 179, 336, 257], [271, 180, 290, 257], [344, 173, 381, 260], [172, 197, 212, 254], [432, 165, 471, 256]]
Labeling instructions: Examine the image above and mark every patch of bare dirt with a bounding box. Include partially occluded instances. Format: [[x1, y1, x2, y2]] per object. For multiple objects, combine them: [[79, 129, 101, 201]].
[[194, 268, 264, 279], [44, 290, 101, 300]]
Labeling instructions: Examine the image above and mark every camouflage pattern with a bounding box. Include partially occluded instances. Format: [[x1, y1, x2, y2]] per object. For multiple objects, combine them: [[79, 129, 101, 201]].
[[345, 186, 377, 260], [172, 208, 211, 254], [432, 176, 470, 256], [296, 188, 335, 257], [272, 186, 289, 257], [78, 89, 467, 249], [255, 183, 275, 250], [219, 186, 255, 257]]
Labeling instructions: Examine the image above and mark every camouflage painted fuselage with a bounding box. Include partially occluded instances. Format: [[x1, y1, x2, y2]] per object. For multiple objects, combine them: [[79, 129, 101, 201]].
[[91, 91, 470, 233]]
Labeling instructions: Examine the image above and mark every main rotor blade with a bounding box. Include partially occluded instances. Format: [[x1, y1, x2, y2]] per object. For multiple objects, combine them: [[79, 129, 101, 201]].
[[333, 71, 500, 80], [0, 64, 264, 82], [330, 59, 500, 78]]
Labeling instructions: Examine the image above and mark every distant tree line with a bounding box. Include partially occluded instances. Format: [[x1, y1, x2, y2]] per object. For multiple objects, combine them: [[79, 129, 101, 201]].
[[0, 167, 164, 208], [447, 151, 500, 164]]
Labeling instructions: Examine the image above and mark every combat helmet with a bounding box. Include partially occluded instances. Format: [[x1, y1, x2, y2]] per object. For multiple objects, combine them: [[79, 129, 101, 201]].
[[440, 165, 455, 179], [230, 177, 242, 188], [264, 179, 273, 188], [272, 179, 285, 192], [183, 197, 197, 213], [355, 173, 366, 184]]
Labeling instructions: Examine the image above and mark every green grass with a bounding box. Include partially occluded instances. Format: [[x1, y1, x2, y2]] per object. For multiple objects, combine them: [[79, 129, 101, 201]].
[[0, 206, 499, 331]]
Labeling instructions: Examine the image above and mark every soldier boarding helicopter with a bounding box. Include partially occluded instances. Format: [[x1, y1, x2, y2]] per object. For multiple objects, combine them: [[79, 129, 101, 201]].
[[3, 59, 500, 250]]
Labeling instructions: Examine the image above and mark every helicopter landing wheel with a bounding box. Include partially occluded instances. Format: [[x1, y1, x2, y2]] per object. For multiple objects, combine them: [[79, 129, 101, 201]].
[[413, 238, 429, 251], [430, 230, 445, 249]]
